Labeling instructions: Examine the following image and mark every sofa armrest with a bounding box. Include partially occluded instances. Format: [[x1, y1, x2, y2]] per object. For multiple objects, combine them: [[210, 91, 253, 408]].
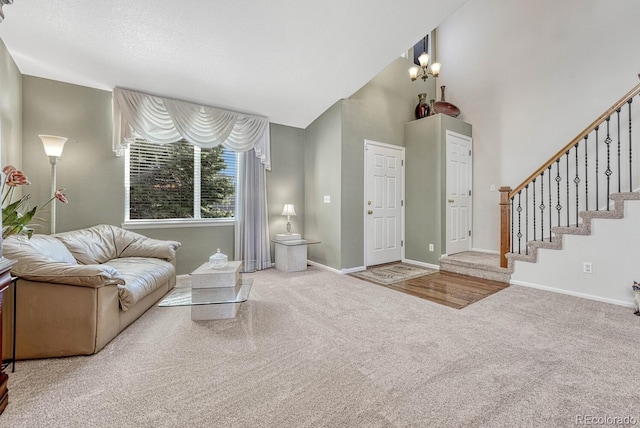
[[11, 261, 125, 288], [119, 238, 181, 261]]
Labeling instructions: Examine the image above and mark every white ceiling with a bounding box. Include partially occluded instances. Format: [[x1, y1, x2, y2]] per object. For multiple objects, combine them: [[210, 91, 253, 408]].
[[0, 0, 468, 128]]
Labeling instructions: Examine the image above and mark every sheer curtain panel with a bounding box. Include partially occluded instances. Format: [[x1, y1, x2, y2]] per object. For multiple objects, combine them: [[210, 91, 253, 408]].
[[235, 149, 271, 271]]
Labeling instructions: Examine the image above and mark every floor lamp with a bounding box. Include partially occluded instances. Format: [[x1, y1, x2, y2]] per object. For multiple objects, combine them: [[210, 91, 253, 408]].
[[39, 135, 67, 234]]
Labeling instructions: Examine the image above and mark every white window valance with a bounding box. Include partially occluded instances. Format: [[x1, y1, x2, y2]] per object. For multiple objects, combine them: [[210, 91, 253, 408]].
[[112, 87, 270, 169]]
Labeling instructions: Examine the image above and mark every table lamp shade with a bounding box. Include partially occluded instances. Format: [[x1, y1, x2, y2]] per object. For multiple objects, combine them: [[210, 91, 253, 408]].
[[281, 204, 296, 217]]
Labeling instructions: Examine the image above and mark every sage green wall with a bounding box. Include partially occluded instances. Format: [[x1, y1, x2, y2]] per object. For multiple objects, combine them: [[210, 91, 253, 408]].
[[339, 56, 435, 269], [0, 36, 22, 172], [404, 114, 471, 265], [304, 101, 342, 269], [267, 124, 306, 253], [21, 76, 305, 275], [22, 77, 120, 235], [129, 225, 235, 275], [405, 116, 442, 265]]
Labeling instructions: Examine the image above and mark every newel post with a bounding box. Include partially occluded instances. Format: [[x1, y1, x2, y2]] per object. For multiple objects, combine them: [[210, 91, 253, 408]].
[[499, 186, 512, 268]]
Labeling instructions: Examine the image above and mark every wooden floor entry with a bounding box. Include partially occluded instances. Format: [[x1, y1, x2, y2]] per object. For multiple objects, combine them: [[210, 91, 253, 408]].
[[355, 269, 509, 309]]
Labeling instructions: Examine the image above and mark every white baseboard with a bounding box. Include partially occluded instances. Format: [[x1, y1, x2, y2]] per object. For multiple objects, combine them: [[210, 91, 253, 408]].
[[402, 258, 440, 270], [510, 279, 635, 308], [341, 266, 366, 274], [306, 260, 366, 275], [177, 274, 190, 280]]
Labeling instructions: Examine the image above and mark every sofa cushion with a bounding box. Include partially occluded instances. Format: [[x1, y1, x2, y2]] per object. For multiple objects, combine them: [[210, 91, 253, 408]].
[[55, 224, 181, 264], [4, 234, 78, 264], [8, 262, 125, 288], [104, 257, 175, 311], [55, 225, 119, 264]]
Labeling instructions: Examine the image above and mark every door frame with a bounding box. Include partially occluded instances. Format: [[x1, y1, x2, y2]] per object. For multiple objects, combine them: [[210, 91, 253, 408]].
[[363, 139, 405, 268], [445, 130, 473, 255]]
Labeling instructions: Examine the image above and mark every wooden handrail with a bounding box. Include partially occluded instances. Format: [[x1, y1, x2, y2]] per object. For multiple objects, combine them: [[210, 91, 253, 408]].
[[509, 75, 640, 198]]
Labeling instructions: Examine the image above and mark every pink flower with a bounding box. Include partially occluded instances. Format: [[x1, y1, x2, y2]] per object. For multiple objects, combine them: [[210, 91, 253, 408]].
[[2, 165, 17, 175], [54, 189, 68, 204], [4, 168, 31, 187]]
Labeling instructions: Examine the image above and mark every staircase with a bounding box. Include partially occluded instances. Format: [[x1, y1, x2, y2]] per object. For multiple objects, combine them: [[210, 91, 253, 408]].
[[439, 76, 640, 287], [507, 192, 640, 265], [439, 191, 640, 284]]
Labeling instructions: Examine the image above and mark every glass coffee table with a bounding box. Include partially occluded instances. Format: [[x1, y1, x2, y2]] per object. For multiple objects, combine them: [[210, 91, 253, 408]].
[[159, 261, 253, 320]]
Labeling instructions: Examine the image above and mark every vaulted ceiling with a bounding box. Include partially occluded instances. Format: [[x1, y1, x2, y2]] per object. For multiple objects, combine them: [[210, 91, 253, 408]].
[[0, 0, 469, 128]]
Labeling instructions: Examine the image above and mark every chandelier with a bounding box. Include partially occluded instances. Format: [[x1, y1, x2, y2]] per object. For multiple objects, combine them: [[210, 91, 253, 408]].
[[408, 51, 441, 82], [0, 0, 14, 23]]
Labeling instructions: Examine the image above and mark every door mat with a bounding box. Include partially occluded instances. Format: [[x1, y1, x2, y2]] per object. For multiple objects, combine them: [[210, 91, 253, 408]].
[[350, 262, 437, 285]]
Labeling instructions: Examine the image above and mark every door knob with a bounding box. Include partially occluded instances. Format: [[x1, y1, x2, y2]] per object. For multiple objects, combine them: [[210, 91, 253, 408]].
[[368, 210, 373, 215], [448, 199, 454, 203]]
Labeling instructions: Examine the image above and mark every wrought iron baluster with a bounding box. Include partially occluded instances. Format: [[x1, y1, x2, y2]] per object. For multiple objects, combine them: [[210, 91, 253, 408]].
[[555, 159, 561, 227], [595, 126, 599, 210], [628, 99, 633, 191], [525, 185, 529, 255], [510, 197, 514, 253], [548, 165, 552, 241], [574, 143, 580, 226], [617, 108, 621, 192], [517, 192, 522, 254], [539, 172, 545, 242], [566, 151, 570, 226], [605, 117, 612, 210], [532, 179, 536, 242], [584, 135, 588, 211]]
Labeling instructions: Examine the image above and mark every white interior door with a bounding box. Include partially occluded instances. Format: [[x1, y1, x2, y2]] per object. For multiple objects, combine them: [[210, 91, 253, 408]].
[[365, 141, 404, 266], [446, 131, 472, 255]]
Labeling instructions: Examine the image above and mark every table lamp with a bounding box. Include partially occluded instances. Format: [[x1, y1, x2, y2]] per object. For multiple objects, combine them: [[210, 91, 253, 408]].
[[281, 204, 296, 234]]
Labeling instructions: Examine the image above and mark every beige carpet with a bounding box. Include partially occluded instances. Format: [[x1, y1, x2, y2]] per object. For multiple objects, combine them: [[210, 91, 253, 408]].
[[350, 262, 437, 285], [3, 267, 640, 427]]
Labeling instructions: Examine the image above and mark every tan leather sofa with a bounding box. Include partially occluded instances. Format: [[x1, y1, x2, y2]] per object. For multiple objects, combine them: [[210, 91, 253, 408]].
[[1, 224, 180, 360]]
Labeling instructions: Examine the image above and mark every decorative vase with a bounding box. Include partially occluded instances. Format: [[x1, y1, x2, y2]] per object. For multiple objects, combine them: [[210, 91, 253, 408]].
[[414, 93, 430, 119], [429, 99, 436, 116], [433, 85, 461, 117]]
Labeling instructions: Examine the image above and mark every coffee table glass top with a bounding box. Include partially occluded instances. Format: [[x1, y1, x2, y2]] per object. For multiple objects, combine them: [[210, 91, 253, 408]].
[[158, 279, 253, 307]]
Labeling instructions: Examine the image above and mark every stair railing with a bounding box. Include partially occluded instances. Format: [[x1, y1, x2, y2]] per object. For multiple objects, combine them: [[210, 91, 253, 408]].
[[499, 75, 640, 268]]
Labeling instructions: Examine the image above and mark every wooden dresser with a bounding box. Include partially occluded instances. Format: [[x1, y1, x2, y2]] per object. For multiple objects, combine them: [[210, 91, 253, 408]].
[[0, 257, 15, 415]]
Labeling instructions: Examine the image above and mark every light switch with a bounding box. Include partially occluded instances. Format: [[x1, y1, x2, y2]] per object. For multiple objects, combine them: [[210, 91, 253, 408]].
[[324, 195, 330, 203]]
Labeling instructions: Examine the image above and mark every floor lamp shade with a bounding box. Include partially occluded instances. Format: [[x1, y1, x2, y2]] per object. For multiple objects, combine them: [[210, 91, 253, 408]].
[[39, 134, 67, 234], [39, 135, 67, 158]]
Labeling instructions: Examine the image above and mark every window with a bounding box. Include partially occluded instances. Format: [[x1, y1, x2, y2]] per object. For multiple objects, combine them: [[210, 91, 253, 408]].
[[125, 139, 237, 222]]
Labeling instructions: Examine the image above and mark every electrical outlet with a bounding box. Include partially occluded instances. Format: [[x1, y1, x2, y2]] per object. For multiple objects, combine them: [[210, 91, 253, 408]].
[[324, 195, 330, 203], [429, 244, 434, 252], [583, 262, 593, 274], [490, 184, 496, 192]]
